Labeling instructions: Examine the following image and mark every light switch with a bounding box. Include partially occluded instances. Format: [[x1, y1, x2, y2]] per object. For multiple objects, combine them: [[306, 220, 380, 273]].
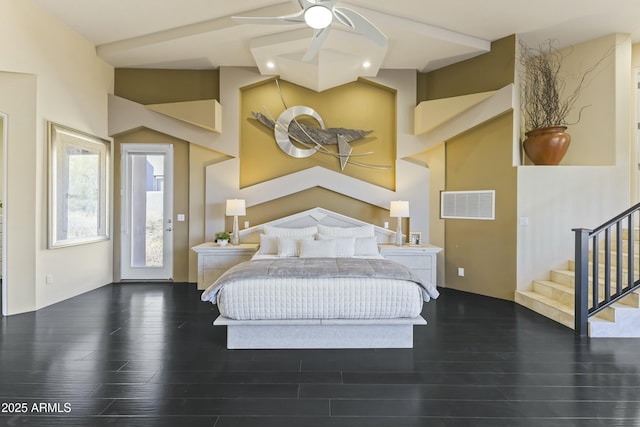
[[177, 214, 185, 222]]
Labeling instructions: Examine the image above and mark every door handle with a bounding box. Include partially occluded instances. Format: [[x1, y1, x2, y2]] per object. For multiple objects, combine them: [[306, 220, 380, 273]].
[[166, 227, 172, 232]]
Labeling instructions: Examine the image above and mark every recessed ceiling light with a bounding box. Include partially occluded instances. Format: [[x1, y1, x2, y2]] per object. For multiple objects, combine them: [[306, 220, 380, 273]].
[[266, 61, 275, 69], [304, 5, 333, 29], [363, 61, 371, 68]]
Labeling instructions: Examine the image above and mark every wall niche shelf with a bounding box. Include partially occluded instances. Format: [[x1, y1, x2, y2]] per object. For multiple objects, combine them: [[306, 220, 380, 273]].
[[414, 84, 515, 152]]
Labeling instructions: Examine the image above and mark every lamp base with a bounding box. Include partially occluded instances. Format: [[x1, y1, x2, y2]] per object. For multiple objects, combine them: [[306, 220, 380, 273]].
[[231, 215, 239, 245], [395, 218, 403, 246]]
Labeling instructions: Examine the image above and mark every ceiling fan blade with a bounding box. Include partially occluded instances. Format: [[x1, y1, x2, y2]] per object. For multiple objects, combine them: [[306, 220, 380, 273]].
[[302, 26, 332, 62], [299, 0, 336, 7], [232, 11, 305, 26], [333, 7, 387, 46]]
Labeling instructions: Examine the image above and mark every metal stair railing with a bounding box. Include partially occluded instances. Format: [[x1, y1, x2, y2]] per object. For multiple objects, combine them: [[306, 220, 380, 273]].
[[573, 203, 640, 337]]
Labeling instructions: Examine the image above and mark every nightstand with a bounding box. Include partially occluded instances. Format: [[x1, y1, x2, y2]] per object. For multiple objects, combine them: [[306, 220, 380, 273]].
[[192, 242, 259, 290], [379, 244, 442, 286]]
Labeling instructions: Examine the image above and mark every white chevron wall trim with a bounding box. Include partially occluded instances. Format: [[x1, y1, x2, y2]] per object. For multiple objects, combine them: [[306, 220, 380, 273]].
[[418, 84, 515, 152], [205, 157, 429, 240], [108, 94, 234, 156]]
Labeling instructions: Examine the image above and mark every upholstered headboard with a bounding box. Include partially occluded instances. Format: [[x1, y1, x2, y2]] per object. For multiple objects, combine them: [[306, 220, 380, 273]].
[[237, 207, 398, 244]]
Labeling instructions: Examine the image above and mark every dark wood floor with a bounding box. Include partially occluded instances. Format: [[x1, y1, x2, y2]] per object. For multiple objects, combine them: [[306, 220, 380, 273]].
[[1, 284, 640, 426]]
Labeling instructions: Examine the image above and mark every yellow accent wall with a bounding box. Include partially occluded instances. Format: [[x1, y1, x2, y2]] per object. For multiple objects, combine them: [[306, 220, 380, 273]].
[[445, 113, 517, 300], [417, 35, 516, 102], [239, 78, 396, 190], [420, 34, 517, 299], [115, 69, 219, 104]]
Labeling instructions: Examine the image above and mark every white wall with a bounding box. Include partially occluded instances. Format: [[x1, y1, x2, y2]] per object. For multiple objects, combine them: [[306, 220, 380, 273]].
[[0, 0, 113, 314], [517, 34, 632, 290]]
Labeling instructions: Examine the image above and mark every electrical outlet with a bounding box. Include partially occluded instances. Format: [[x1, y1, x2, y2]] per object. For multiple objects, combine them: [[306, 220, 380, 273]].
[[457, 267, 465, 277], [45, 274, 53, 285]]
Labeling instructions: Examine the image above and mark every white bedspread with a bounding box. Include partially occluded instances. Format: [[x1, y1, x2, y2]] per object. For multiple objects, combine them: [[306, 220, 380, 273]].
[[200, 257, 436, 320], [215, 277, 424, 320]]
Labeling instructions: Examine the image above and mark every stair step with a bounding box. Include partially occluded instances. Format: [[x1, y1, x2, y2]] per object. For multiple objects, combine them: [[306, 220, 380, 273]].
[[533, 280, 574, 306], [591, 302, 638, 322], [516, 288, 640, 332], [533, 279, 640, 308], [591, 250, 639, 267], [515, 290, 574, 329], [553, 266, 638, 288], [550, 269, 575, 287]]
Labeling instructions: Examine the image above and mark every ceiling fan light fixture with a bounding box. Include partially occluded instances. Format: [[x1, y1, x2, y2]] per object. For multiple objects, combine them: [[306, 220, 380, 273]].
[[304, 5, 333, 29]]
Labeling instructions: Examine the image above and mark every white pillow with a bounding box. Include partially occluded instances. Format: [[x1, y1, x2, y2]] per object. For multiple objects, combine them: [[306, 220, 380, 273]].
[[277, 236, 314, 257], [257, 234, 278, 255], [316, 235, 356, 258], [299, 239, 336, 258], [264, 225, 318, 237], [354, 236, 380, 256], [317, 224, 375, 238]]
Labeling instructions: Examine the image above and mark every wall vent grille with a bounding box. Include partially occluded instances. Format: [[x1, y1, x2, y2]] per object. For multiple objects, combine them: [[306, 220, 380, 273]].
[[440, 190, 495, 220]]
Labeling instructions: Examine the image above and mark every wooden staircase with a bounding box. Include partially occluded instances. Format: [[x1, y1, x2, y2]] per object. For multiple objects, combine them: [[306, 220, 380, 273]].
[[515, 228, 640, 337]]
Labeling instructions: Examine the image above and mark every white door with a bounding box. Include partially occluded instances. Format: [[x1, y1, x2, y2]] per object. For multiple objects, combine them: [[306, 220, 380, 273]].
[[121, 144, 173, 280]]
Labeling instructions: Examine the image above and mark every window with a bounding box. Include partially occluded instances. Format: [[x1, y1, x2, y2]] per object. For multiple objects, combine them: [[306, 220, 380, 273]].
[[48, 122, 110, 248]]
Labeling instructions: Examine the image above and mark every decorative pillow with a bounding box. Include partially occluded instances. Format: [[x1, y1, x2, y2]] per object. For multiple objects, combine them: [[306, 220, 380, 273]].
[[257, 234, 278, 255], [264, 225, 318, 237], [354, 236, 380, 256], [277, 236, 314, 257], [299, 239, 337, 258], [316, 235, 356, 258], [317, 224, 375, 238]]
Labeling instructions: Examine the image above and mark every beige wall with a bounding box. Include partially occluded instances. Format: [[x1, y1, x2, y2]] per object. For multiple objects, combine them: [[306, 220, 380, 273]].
[[0, 73, 38, 314], [516, 34, 632, 291], [631, 43, 640, 203], [553, 35, 618, 166], [0, 118, 3, 207], [188, 145, 228, 282], [0, 0, 113, 314]]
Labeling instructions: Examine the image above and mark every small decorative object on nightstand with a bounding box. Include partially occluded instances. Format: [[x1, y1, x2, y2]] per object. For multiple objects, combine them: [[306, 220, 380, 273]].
[[226, 199, 246, 245], [389, 200, 409, 246], [409, 232, 422, 246], [215, 231, 230, 246]]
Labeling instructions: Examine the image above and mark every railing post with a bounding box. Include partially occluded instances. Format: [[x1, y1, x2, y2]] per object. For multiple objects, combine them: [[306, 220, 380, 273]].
[[573, 228, 591, 337]]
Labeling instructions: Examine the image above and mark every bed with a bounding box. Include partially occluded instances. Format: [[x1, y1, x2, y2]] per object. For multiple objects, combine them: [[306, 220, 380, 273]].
[[199, 208, 440, 349]]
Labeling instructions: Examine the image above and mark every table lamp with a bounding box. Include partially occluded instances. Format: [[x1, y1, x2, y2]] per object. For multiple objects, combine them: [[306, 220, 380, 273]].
[[390, 200, 409, 246], [225, 199, 246, 245]]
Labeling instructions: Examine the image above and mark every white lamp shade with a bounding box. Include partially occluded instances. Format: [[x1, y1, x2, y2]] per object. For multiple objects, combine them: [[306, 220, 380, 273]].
[[390, 200, 410, 218], [304, 5, 333, 29], [225, 199, 246, 216]]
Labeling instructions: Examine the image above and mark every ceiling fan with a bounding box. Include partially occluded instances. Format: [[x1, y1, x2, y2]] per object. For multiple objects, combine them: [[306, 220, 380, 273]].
[[232, 0, 388, 61]]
